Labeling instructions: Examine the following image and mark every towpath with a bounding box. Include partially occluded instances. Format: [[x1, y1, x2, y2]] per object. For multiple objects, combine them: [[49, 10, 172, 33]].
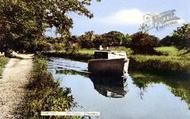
[[0, 54, 33, 119]]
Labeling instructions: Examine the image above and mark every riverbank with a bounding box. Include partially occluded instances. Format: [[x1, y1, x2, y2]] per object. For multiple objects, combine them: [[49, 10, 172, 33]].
[[43, 51, 92, 62], [22, 56, 73, 118], [42, 47, 190, 73], [129, 55, 190, 73], [0, 54, 33, 119]]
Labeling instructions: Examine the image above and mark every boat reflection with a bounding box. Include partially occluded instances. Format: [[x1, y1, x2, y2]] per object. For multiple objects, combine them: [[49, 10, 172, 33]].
[[55, 68, 128, 98], [90, 76, 128, 98]]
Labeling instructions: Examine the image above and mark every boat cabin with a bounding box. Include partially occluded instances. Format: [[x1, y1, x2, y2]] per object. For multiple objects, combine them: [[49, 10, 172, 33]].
[[94, 50, 127, 60]]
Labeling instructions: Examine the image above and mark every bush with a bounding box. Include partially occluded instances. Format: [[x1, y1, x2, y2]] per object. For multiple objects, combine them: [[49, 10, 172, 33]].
[[53, 43, 65, 52], [130, 32, 159, 55]]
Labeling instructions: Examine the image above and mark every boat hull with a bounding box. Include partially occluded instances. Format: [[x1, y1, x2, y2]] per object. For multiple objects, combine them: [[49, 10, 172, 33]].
[[88, 58, 129, 76]]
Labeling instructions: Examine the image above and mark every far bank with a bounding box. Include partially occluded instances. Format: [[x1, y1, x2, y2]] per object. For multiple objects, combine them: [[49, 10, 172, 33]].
[[42, 47, 190, 74]]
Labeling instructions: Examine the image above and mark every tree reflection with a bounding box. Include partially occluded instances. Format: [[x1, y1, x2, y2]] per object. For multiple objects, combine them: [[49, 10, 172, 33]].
[[131, 71, 190, 109]]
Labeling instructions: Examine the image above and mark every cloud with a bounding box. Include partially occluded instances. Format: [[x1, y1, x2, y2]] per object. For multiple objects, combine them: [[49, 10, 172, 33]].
[[95, 9, 145, 25]]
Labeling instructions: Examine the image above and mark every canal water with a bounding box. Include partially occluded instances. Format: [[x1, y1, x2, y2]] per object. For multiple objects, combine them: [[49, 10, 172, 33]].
[[47, 57, 190, 119]]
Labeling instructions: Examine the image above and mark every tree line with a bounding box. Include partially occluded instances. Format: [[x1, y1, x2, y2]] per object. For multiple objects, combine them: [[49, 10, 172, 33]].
[[50, 24, 190, 55], [0, 0, 189, 56]]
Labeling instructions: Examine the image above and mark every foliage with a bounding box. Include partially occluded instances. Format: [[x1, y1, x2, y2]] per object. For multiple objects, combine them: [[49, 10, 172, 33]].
[[99, 31, 127, 47], [33, 38, 53, 52], [172, 24, 190, 49], [0, 0, 98, 52], [131, 71, 190, 109], [0, 56, 8, 76], [53, 43, 65, 52], [64, 36, 80, 54], [160, 24, 190, 50], [22, 57, 73, 118], [159, 36, 174, 46], [78, 31, 131, 48], [130, 32, 159, 55], [78, 31, 97, 48]]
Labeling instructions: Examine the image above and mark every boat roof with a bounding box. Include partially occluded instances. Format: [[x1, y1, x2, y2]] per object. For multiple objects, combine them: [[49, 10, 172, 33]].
[[94, 50, 126, 53]]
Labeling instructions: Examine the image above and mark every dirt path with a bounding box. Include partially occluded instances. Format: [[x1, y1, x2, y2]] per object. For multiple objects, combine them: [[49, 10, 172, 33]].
[[0, 54, 33, 119]]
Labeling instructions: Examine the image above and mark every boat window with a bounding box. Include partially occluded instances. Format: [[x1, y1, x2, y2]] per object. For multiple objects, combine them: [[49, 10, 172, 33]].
[[94, 52, 108, 59]]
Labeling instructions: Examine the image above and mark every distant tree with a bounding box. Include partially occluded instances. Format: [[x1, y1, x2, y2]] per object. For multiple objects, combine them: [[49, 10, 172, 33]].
[[101, 31, 125, 46], [160, 24, 190, 52], [122, 34, 132, 47], [172, 24, 190, 50], [130, 32, 159, 54], [78, 31, 95, 48], [160, 36, 173, 46], [65, 35, 80, 54], [77, 31, 132, 49]]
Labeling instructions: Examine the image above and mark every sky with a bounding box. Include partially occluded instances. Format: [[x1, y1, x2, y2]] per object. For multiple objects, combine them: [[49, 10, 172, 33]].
[[45, 0, 190, 39]]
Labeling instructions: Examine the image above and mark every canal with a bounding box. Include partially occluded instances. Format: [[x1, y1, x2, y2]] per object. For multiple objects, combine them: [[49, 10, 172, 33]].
[[47, 57, 190, 119]]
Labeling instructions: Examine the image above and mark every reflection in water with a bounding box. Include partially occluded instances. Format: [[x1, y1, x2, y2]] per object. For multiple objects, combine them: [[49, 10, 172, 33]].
[[90, 76, 128, 98], [48, 58, 190, 119], [56, 69, 89, 76], [131, 71, 190, 109], [56, 67, 128, 98]]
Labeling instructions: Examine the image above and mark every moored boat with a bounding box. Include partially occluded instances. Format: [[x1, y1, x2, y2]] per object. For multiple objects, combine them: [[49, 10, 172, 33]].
[[88, 50, 129, 76]]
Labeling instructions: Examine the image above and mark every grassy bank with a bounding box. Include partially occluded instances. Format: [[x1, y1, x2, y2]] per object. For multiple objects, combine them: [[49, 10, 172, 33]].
[[22, 56, 73, 118], [129, 46, 190, 72], [43, 51, 93, 62], [0, 57, 8, 76], [129, 55, 190, 73]]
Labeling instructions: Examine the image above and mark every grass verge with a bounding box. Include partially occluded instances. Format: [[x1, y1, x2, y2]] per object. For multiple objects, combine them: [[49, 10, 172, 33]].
[[129, 55, 190, 73], [22, 56, 73, 119], [0, 57, 8, 76]]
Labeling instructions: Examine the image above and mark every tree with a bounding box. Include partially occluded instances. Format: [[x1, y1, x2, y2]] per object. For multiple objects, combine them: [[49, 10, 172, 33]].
[[130, 32, 159, 54], [171, 24, 190, 50], [160, 36, 173, 46], [160, 24, 190, 52], [100, 31, 125, 46], [0, 0, 99, 54], [122, 34, 132, 47], [78, 31, 96, 48]]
